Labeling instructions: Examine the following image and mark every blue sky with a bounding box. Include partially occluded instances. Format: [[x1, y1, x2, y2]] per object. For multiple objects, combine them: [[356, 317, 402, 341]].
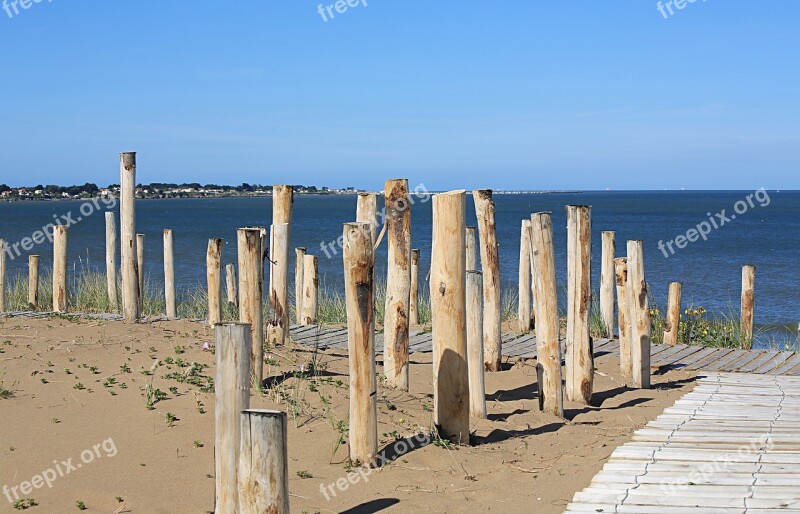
[[1, 1, 798, 190]]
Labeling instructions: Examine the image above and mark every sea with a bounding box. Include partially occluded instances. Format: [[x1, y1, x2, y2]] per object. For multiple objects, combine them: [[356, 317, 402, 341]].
[[1, 191, 798, 347]]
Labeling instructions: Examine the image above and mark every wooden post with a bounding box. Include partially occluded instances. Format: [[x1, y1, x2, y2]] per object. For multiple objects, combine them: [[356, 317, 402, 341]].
[[409, 249, 420, 325], [565, 205, 593, 405], [741, 265, 756, 350], [294, 247, 306, 323], [472, 190, 502, 372], [529, 212, 564, 417], [300, 254, 318, 325], [214, 323, 252, 514], [0, 239, 5, 312], [207, 238, 223, 326], [625, 240, 651, 389], [600, 231, 616, 337], [272, 185, 293, 226], [343, 222, 378, 466], [163, 229, 176, 318], [238, 228, 265, 386], [226, 263, 238, 309], [28, 255, 39, 310], [383, 178, 412, 390], [432, 191, 469, 444], [268, 223, 290, 346], [52, 225, 68, 313], [136, 233, 145, 312], [465, 226, 478, 271], [518, 219, 533, 332], [105, 212, 117, 310], [238, 409, 290, 514], [120, 152, 139, 322], [664, 282, 682, 346], [614, 258, 632, 386], [356, 192, 379, 244], [467, 270, 486, 419]]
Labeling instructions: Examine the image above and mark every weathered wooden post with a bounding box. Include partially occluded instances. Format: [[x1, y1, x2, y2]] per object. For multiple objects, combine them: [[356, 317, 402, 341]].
[[472, 190, 502, 372], [163, 229, 176, 318], [268, 223, 290, 346], [238, 409, 290, 514], [566, 205, 593, 405], [120, 152, 139, 322], [214, 323, 252, 514], [625, 240, 651, 389], [272, 185, 293, 226], [356, 192, 379, 244], [600, 231, 616, 337], [105, 212, 117, 310], [409, 249, 421, 325], [207, 238, 223, 326], [664, 282, 682, 346], [465, 226, 478, 271], [467, 270, 487, 419], [52, 225, 68, 313], [136, 233, 145, 312], [0, 239, 5, 312], [343, 222, 378, 466], [518, 219, 533, 332], [226, 263, 238, 309], [294, 247, 306, 323], [28, 255, 39, 310], [529, 212, 564, 417], [741, 265, 756, 349], [300, 254, 318, 325], [384, 178, 412, 390], [614, 258, 632, 386], [432, 191, 469, 444], [238, 228, 265, 386]]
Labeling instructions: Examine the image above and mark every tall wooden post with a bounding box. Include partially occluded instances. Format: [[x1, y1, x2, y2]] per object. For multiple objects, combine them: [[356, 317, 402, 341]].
[[300, 254, 318, 325], [238, 228, 265, 386], [625, 240, 651, 389], [465, 226, 478, 271], [226, 264, 238, 309], [356, 192, 379, 244], [163, 229, 176, 318], [207, 238, 223, 326], [272, 185, 293, 226], [52, 225, 68, 313], [467, 270, 486, 419], [294, 247, 306, 323], [518, 219, 533, 332], [566, 205, 593, 405], [664, 282, 682, 346], [268, 223, 290, 346], [105, 212, 117, 310], [238, 409, 290, 514], [741, 265, 756, 350], [529, 213, 564, 417], [409, 249, 420, 325], [136, 233, 145, 312], [343, 222, 378, 466], [614, 258, 632, 386], [28, 255, 39, 310], [432, 191, 469, 444], [0, 239, 6, 312], [120, 152, 139, 322], [214, 323, 252, 514], [472, 190, 502, 372], [383, 179, 412, 390], [600, 231, 616, 337]]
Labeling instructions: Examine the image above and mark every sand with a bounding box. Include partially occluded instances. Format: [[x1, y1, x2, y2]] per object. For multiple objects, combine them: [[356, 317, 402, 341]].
[[0, 316, 697, 513]]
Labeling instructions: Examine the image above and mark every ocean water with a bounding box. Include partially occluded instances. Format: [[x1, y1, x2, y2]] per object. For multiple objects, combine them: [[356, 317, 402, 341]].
[[1, 191, 798, 345]]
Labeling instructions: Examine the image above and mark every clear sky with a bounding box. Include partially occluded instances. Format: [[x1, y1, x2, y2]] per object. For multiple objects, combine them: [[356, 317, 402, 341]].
[[1, 1, 798, 190]]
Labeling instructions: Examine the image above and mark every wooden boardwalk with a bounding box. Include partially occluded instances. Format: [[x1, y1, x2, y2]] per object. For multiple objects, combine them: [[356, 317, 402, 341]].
[[565, 372, 800, 513], [289, 325, 800, 376]]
